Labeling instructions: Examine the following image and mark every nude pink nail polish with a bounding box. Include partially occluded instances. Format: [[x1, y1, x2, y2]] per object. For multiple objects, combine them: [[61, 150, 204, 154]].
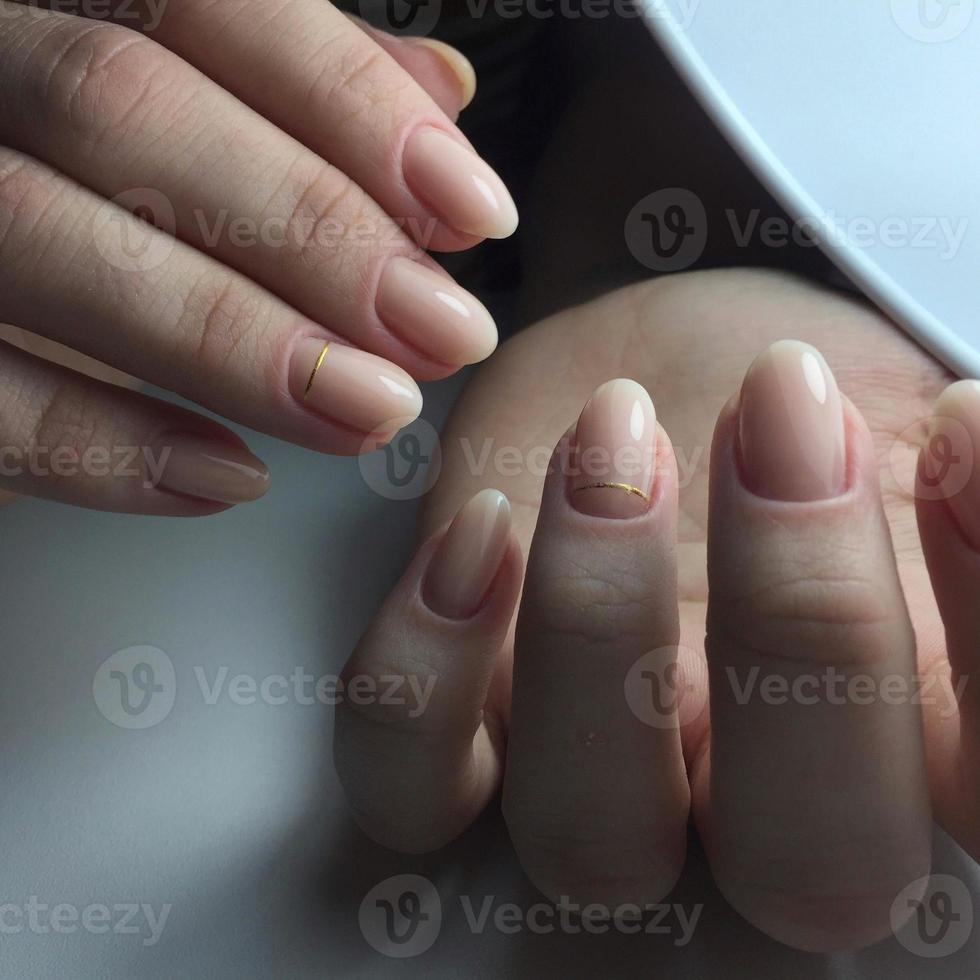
[[377, 258, 497, 365], [290, 337, 422, 434], [738, 340, 845, 502], [423, 488, 511, 619], [570, 379, 657, 520], [152, 435, 269, 504], [403, 128, 519, 240]]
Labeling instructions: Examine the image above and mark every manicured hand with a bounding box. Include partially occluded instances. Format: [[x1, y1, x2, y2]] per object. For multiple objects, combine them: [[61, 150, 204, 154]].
[[0, 0, 514, 513], [335, 271, 980, 953]]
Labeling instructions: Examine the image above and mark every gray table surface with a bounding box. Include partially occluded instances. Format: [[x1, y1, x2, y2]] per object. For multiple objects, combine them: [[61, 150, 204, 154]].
[[0, 377, 977, 979]]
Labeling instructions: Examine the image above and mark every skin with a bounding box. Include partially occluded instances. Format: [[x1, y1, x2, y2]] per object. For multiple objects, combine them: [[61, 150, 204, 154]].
[[335, 267, 980, 952], [0, 0, 506, 512]]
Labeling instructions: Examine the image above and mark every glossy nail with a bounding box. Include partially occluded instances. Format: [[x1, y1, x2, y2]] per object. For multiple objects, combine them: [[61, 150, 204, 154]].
[[424, 488, 511, 619], [928, 380, 980, 549], [738, 340, 845, 502], [152, 435, 269, 504], [403, 128, 518, 240], [408, 38, 477, 109], [570, 379, 657, 519], [290, 338, 422, 434], [377, 258, 497, 365]]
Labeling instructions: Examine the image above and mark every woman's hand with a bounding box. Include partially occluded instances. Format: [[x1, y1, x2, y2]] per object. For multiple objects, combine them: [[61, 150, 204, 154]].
[[0, 0, 514, 514], [334, 269, 979, 953]]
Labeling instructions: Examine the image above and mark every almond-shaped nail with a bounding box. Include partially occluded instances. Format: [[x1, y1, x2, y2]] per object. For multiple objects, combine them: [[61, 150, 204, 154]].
[[423, 488, 511, 619], [151, 434, 269, 504], [290, 338, 422, 434], [570, 379, 657, 519], [377, 258, 497, 365], [927, 379, 980, 549], [408, 38, 477, 109], [403, 128, 518, 240], [738, 340, 845, 502]]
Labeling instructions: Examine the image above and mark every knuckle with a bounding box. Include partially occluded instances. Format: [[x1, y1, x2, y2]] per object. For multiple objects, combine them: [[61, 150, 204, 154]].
[[177, 275, 267, 378], [20, 379, 104, 464], [0, 153, 44, 256], [306, 37, 403, 116], [709, 561, 907, 668], [28, 22, 173, 145], [272, 161, 375, 276], [337, 645, 460, 737], [0, 152, 72, 269], [524, 559, 656, 647]]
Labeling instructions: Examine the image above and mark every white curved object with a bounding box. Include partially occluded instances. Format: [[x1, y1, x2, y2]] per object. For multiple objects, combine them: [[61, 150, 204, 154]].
[[641, 0, 980, 378]]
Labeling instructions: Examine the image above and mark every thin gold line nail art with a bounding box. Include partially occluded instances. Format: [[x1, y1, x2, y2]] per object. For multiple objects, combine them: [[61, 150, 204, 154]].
[[573, 481, 650, 501], [303, 343, 330, 400]]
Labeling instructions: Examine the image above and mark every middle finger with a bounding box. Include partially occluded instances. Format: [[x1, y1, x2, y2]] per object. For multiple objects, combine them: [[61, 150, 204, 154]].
[[0, 5, 498, 375]]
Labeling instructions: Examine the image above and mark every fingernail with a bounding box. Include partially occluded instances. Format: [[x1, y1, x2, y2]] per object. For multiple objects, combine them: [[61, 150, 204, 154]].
[[407, 38, 477, 109], [928, 380, 980, 549], [737, 340, 845, 501], [152, 434, 270, 504], [377, 258, 497, 365], [570, 378, 657, 519], [423, 488, 511, 619], [290, 338, 422, 434], [403, 128, 519, 240]]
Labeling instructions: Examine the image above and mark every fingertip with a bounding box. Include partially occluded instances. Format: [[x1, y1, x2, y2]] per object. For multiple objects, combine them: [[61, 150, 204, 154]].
[[407, 37, 477, 111], [920, 379, 980, 550], [422, 488, 512, 620]]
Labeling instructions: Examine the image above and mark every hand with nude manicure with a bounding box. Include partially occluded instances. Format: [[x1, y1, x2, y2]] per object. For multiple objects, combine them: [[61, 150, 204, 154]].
[[0, 0, 514, 513], [335, 269, 980, 953]]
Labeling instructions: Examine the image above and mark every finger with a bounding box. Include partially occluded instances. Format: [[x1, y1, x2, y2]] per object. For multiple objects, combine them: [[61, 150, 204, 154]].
[[334, 489, 522, 853], [151, 0, 514, 246], [0, 5, 499, 374], [698, 341, 932, 952], [49, 0, 516, 249], [346, 17, 476, 120], [0, 338, 268, 513], [915, 380, 980, 859], [0, 148, 423, 455], [503, 380, 690, 912]]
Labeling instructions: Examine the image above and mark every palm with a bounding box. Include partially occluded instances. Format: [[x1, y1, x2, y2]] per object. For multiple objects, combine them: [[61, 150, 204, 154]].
[[420, 269, 977, 858]]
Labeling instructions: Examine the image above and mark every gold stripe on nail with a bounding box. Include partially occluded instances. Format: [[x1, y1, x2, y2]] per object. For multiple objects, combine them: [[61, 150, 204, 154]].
[[573, 481, 650, 501], [303, 343, 330, 400]]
